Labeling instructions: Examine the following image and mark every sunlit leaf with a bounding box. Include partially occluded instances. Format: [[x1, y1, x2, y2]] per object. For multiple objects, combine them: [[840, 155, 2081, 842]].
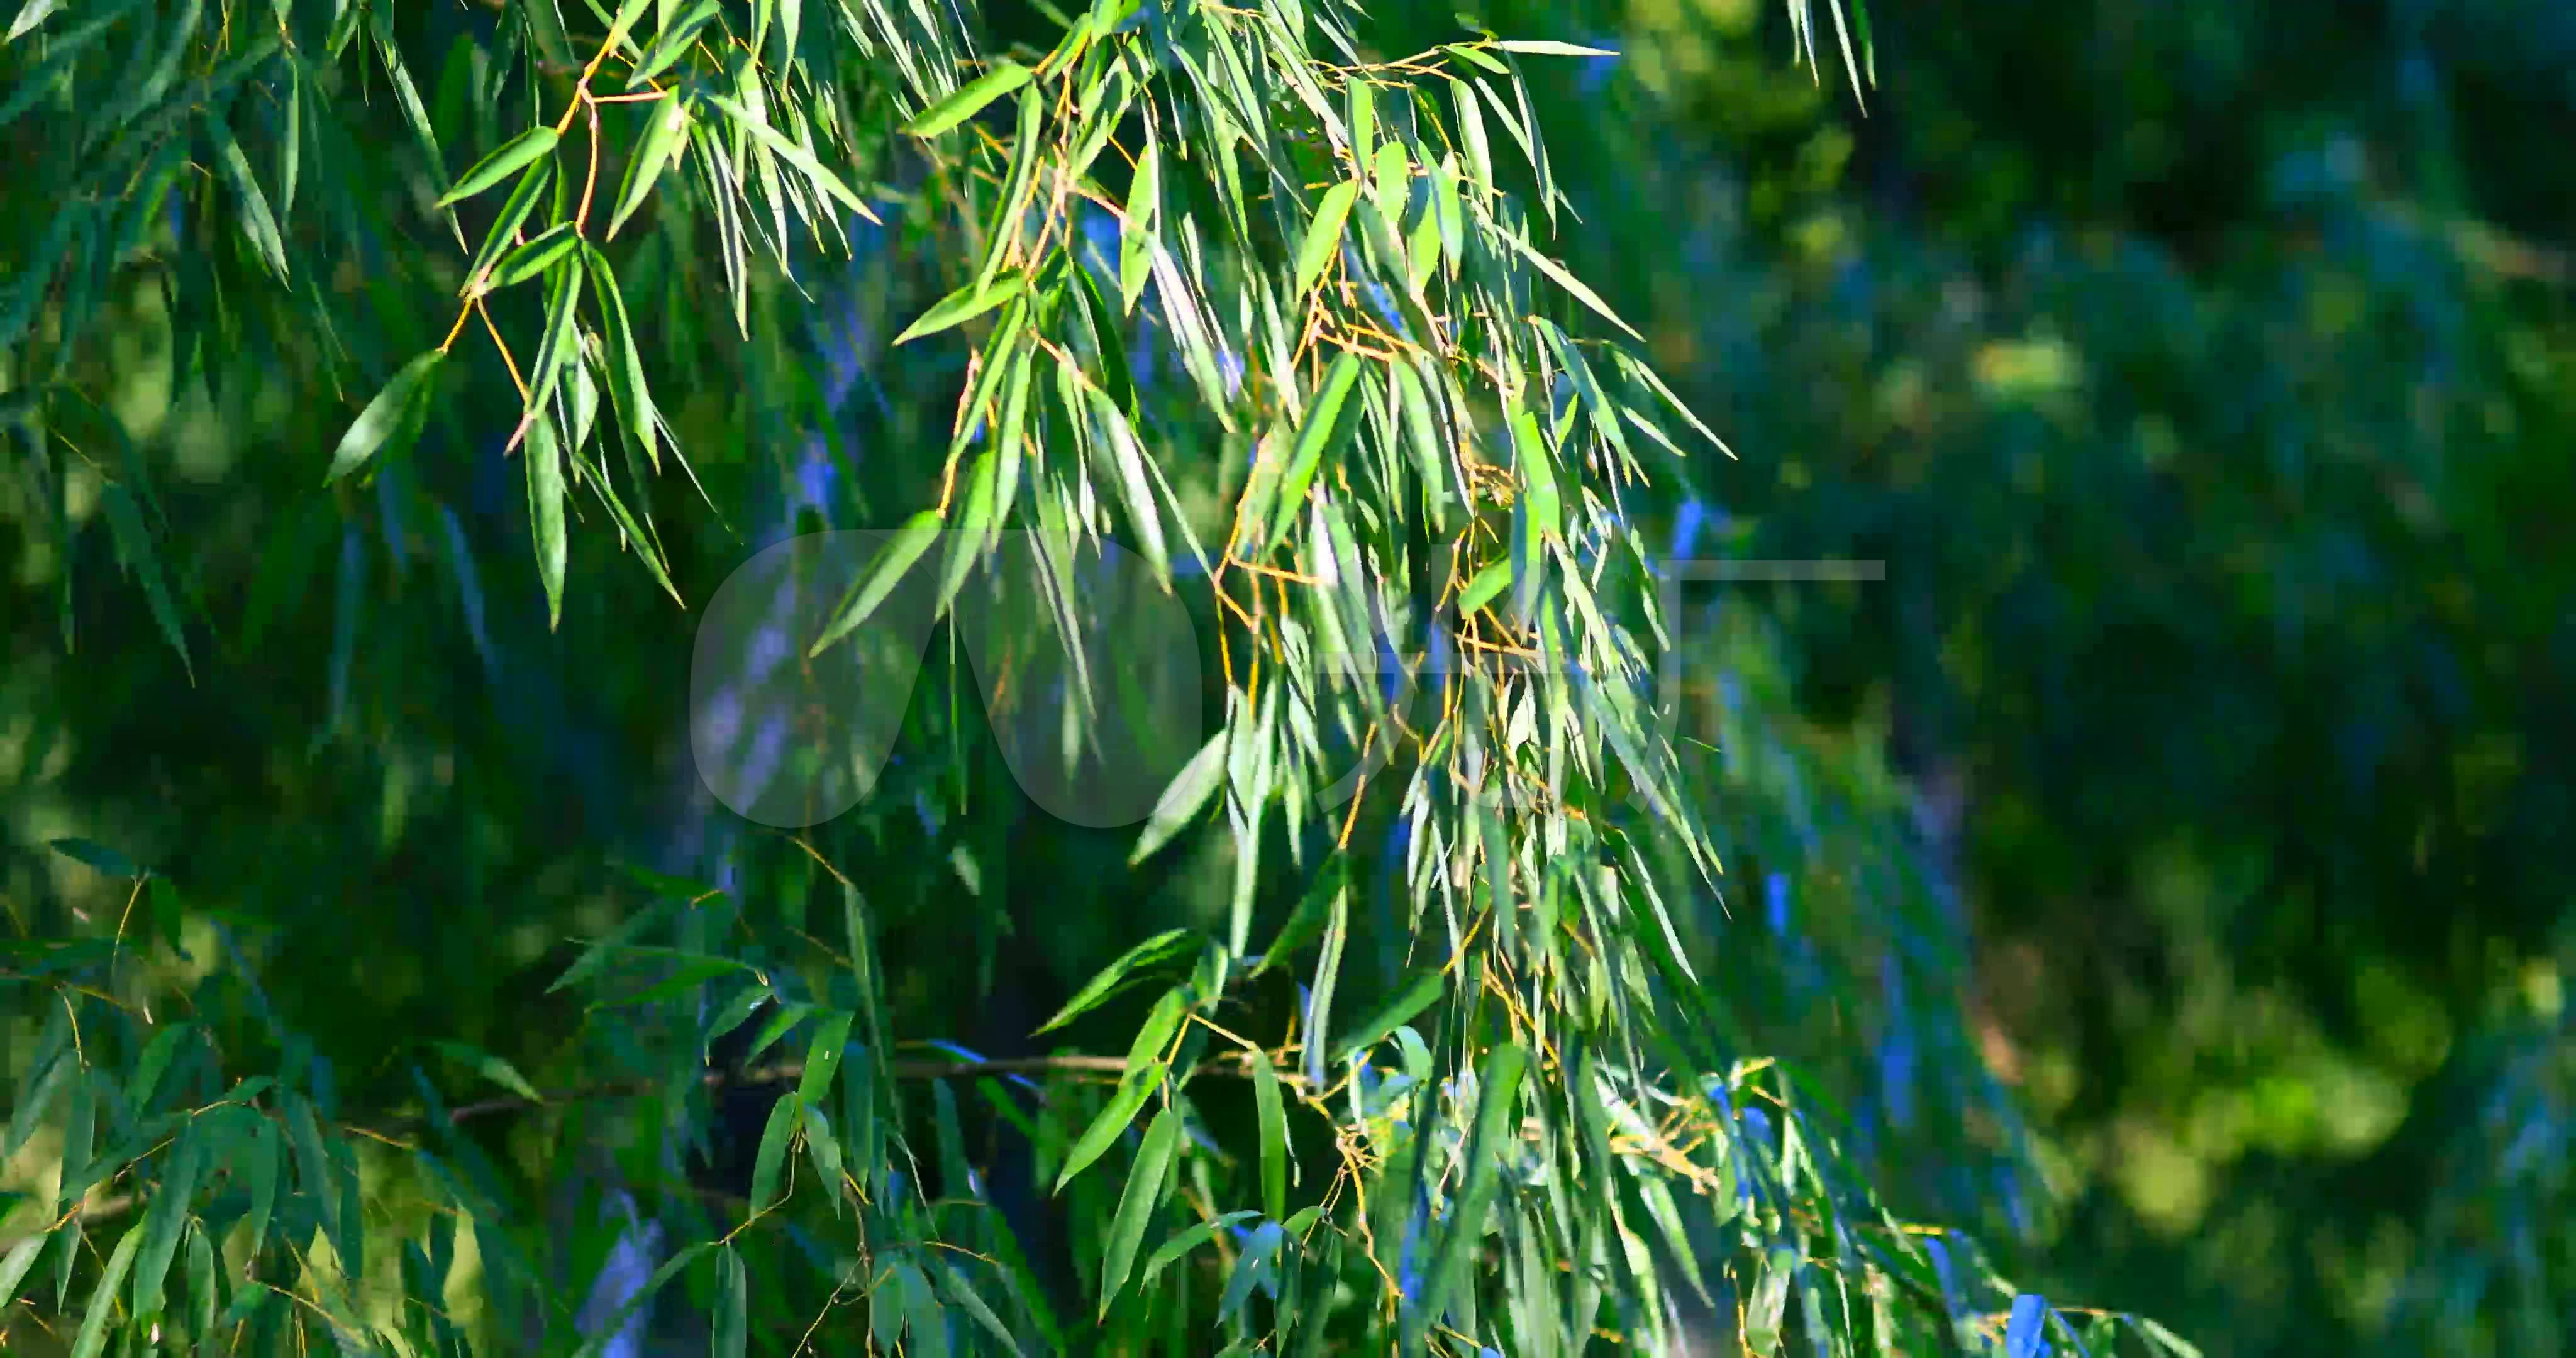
[[438, 125, 560, 207], [903, 60, 1033, 138]]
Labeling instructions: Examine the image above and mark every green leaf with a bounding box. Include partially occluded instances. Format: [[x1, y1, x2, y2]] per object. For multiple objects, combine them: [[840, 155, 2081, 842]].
[[704, 93, 879, 223], [1141, 1210, 1261, 1286], [326, 351, 443, 484], [6, 0, 65, 42], [1370, 138, 1407, 211], [1292, 179, 1357, 302], [748, 1091, 800, 1212], [1130, 732, 1227, 864], [525, 413, 569, 631], [936, 1261, 1022, 1351], [464, 158, 555, 294], [939, 450, 999, 610], [1054, 988, 1185, 1190], [1056, 1078, 1155, 1195], [206, 115, 289, 279], [130, 1122, 198, 1318], [627, 0, 719, 87], [712, 1245, 747, 1357], [1099, 1105, 1181, 1315], [99, 485, 191, 682], [1413, 1042, 1531, 1340], [580, 245, 662, 472], [979, 86, 1046, 292], [1089, 387, 1172, 578], [1335, 969, 1444, 1063], [374, 31, 446, 202], [1216, 1220, 1284, 1325], [1037, 929, 1197, 1034], [808, 509, 941, 656], [0, 1235, 47, 1315], [1118, 140, 1160, 313], [794, 1009, 854, 1107], [47, 838, 137, 876], [2136, 1317, 2206, 1358], [484, 222, 582, 292], [240, 1113, 279, 1256], [129, 1021, 194, 1107], [801, 1101, 845, 1205], [1252, 1047, 1288, 1222], [1455, 555, 1511, 617], [903, 60, 1033, 138], [431, 1042, 543, 1102], [1301, 884, 1348, 1086], [894, 272, 1027, 346], [438, 125, 560, 208], [608, 96, 690, 239], [520, 250, 589, 427], [1493, 217, 1641, 341], [69, 1219, 142, 1358], [1265, 353, 1364, 549]]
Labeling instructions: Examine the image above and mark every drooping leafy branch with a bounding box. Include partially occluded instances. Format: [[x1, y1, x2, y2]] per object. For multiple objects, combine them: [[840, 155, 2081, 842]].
[[0, 0, 2205, 1354]]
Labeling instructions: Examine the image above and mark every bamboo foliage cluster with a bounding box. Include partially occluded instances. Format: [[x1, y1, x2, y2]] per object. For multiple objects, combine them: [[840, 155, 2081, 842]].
[[0, 0, 2201, 1353]]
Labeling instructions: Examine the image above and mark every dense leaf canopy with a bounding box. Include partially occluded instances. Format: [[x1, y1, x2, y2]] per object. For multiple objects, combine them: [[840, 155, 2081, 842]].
[[5, 0, 2570, 1355]]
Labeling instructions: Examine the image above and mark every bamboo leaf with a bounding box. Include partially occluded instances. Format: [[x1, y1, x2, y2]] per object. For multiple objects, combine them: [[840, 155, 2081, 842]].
[[1099, 1106, 1181, 1315], [48, 838, 137, 876], [894, 272, 1026, 346], [1292, 179, 1357, 302], [904, 60, 1033, 138], [1265, 353, 1363, 550], [1054, 988, 1184, 1190], [704, 93, 880, 223], [69, 1222, 142, 1358], [431, 1041, 543, 1102], [608, 96, 690, 239], [485, 222, 582, 292], [438, 126, 560, 208], [325, 351, 443, 485], [1038, 930, 1197, 1034], [581, 245, 662, 472], [1414, 1042, 1531, 1339], [1492, 215, 1641, 341], [713, 1245, 747, 1358], [1141, 1210, 1262, 1286], [1118, 140, 1160, 313], [206, 115, 289, 279], [808, 509, 940, 656], [526, 412, 568, 631], [465, 160, 557, 294], [749, 1092, 801, 1212], [628, 0, 719, 88], [1252, 1047, 1288, 1222], [1130, 732, 1227, 864]]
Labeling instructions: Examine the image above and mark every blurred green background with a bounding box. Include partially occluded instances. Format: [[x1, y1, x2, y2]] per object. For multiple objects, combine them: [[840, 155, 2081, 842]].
[[6, 1, 2571, 1353]]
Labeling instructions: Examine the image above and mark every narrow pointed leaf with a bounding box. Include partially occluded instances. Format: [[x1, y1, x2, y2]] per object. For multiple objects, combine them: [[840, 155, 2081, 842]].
[[808, 509, 940, 655], [903, 61, 1033, 138], [1036, 929, 1197, 1034], [1099, 1106, 1181, 1315], [438, 126, 560, 207], [894, 272, 1026, 346], [1130, 732, 1227, 864], [1294, 179, 1359, 304], [327, 352, 443, 484]]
